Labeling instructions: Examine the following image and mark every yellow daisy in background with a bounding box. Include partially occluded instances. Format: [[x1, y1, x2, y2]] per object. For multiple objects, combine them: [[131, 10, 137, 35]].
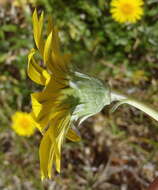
[[11, 111, 36, 137], [110, 0, 144, 23]]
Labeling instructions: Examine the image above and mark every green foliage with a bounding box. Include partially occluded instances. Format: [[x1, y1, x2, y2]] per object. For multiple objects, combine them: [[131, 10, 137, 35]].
[[0, 8, 33, 128], [35, 0, 158, 75]]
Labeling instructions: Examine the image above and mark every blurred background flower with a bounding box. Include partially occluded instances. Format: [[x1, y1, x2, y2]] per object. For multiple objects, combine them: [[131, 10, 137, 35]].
[[11, 111, 36, 137], [110, 0, 144, 23]]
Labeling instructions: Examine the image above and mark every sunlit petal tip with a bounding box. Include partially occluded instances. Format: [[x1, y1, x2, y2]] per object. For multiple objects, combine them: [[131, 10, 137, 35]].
[[32, 9, 44, 55], [39, 11, 44, 33], [44, 32, 53, 64], [32, 9, 39, 45], [40, 11, 44, 20], [41, 173, 45, 181], [56, 160, 61, 174], [33, 8, 37, 18]]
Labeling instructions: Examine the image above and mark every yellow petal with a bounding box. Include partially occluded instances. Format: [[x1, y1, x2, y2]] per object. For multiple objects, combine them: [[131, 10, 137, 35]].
[[30, 112, 43, 132], [39, 11, 44, 35], [39, 129, 52, 179], [31, 92, 43, 118], [39, 109, 72, 179], [40, 126, 60, 179], [48, 113, 71, 174], [52, 26, 60, 54], [42, 70, 51, 84], [66, 128, 81, 142], [38, 11, 44, 55], [54, 138, 61, 173], [31, 92, 49, 128], [47, 126, 60, 178], [44, 77, 68, 93], [32, 9, 44, 55], [27, 49, 50, 85], [31, 90, 64, 131], [31, 91, 55, 117], [48, 52, 68, 79], [54, 120, 69, 173], [48, 138, 59, 177], [44, 32, 52, 64], [32, 9, 39, 48]]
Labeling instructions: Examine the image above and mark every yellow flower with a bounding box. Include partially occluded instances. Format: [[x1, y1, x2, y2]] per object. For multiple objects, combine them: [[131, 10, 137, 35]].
[[110, 0, 144, 23], [28, 9, 158, 180], [28, 9, 111, 179], [11, 111, 36, 137]]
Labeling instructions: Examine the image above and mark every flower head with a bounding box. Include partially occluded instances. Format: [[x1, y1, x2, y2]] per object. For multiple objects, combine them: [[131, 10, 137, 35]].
[[110, 0, 144, 23], [28, 9, 158, 180], [28, 9, 111, 179], [11, 111, 36, 137]]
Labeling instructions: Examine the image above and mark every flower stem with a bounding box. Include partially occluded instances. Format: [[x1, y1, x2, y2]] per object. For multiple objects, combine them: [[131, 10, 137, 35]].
[[110, 90, 158, 122]]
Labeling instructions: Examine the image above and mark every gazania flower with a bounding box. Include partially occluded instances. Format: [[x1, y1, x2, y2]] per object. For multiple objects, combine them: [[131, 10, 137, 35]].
[[110, 0, 144, 23], [11, 111, 36, 137], [28, 10, 158, 180]]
